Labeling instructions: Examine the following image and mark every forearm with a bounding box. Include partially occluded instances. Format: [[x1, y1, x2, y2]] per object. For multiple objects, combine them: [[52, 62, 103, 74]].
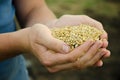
[[25, 3, 57, 27], [14, 0, 57, 28], [0, 33, 20, 61], [0, 28, 30, 61]]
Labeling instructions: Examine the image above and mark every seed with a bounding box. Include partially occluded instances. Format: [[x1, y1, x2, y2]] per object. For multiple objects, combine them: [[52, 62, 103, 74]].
[[51, 24, 103, 50]]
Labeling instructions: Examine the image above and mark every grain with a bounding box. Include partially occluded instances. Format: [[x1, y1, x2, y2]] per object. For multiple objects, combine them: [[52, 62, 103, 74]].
[[51, 24, 103, 50]]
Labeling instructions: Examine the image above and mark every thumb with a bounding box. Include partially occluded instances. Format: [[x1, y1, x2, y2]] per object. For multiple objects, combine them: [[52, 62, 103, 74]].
[[43, 36, 70, 53], [36, 24, 70, 53]]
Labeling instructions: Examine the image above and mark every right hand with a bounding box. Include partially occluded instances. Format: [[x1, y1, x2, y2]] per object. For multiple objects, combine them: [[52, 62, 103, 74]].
[[29, 39, 109, 72]]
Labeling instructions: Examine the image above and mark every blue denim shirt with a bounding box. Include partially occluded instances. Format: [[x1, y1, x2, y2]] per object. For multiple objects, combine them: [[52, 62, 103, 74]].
[[0, 0, 29, 80]]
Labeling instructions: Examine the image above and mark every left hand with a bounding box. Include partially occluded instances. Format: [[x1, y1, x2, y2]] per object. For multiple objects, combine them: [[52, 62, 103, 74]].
[[46, 15, 110, 67]]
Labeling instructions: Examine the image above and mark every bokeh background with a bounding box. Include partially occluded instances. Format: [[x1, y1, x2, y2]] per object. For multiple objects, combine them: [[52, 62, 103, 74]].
[[24, 0, 120, 80]]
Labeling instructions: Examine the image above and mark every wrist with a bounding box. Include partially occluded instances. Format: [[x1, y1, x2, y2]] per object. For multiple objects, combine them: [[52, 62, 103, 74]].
[[9, 27, 31, 53]]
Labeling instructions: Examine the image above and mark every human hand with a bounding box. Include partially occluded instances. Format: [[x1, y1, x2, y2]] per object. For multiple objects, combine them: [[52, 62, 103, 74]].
[[31, 40, 109, 72], [13, 24, 70, 54], [46, 15, 110, 66]]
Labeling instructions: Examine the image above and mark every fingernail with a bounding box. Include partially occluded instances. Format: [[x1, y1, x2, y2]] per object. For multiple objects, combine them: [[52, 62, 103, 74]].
[[98, 61, 103, 67], [101, 52, 106, 56], [87, 39, 94, 45], [98, 40, 103, 47], [63, 44, 70, 53], [100, 50, 106, 56], [89, 40, 94, 46]]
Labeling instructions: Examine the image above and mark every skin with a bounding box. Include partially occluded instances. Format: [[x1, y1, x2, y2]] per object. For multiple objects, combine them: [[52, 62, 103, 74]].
[[0, 0, 110, 72]]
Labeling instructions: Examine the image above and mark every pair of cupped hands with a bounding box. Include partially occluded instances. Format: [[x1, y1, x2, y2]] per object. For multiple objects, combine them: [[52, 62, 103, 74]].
[[16, 15, 110, 73]]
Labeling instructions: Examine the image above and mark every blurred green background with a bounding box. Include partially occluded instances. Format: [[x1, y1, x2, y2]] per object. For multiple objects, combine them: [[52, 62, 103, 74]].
[[25, 0, 120, 80]]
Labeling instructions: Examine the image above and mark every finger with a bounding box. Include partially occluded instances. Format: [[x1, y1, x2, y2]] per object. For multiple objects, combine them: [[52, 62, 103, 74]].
[[100, 31, 108, 40], [85, 49, 106, 67], [41, 40, 94, 67], [98, 48, 111, 58], [46, 62, 75, 73], [46, 58, 90, 72], [80, 40, 103, 64], [46, 37, 70, 53], [46, 57, 86, 72], [67, 40, 94, 62], [94, 49, 110, 67], [46, 50, 105, 72], [45, 48, 106, 72], [94, 60, 103, 67], [100, 31, 108, 48], [48, 49, 106, 72], [102, 39, 108, 48], [50, 40, 94, 65], [102, 49, 111, 58]]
